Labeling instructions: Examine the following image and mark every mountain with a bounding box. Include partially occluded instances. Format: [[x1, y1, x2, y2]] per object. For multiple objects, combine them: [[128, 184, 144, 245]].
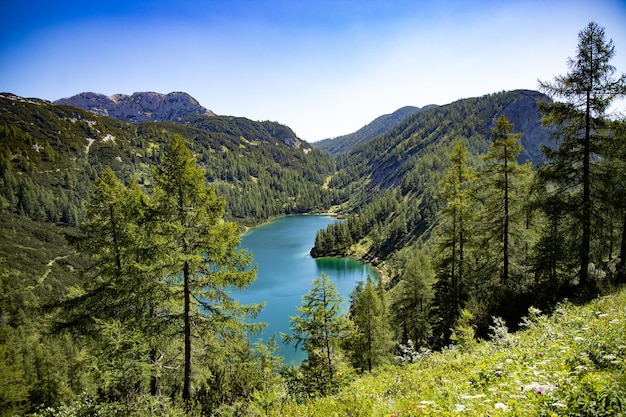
[[316, 89, 552, 260], [0, 88, 552, 304], [54, 91, 215, 123], [313, 105, 436, 155], [345, 89, 550, 191], [0, 92, 338, 298]]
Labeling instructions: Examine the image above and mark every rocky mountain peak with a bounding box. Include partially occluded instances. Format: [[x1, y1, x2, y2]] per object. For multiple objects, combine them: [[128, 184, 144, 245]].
[[54, 91, 215, 123]]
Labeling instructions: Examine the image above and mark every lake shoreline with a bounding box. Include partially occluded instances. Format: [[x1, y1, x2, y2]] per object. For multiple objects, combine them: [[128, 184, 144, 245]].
[[240, 213, 386, 283], [239, 212, 340, 237], [236, 214, 376, 363]]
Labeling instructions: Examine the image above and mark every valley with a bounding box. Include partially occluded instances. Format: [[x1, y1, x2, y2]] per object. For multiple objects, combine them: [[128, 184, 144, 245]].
[[1, 66, 624, 415]]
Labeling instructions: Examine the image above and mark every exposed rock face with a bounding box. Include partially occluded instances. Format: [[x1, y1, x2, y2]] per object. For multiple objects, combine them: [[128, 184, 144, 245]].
[[498, 90, 552, 164], [54, 91, 215, 123]]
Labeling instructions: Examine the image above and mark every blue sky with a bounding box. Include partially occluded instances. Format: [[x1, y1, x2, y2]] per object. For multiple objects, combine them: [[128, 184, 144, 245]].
[[1, 1, 625, 141]]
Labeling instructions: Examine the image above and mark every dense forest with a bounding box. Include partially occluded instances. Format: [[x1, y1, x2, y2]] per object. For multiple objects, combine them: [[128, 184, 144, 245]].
[[1, 22, 625, 416]]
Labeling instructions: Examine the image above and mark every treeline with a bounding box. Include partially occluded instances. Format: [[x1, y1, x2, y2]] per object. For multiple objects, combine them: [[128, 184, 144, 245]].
[[1, 135, 277, 416], [313, 22, 626, 347], [0, 97, 339, 229], [1, 21, 625, 417]]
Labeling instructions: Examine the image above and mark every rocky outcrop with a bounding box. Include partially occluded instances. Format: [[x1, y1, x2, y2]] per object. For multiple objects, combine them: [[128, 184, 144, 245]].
[[54, 91, 215, 123], [498, 90, 552, 164]]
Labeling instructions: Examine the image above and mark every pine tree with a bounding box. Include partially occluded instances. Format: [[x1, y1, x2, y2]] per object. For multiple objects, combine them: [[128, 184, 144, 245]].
[[539, 21, 626, 288], [349, 276, 394, 372], [478, 115, 530, 287], [431, 141, 476, 346], [151, 134, 260, 403], [282, 273, 350, 396], [61, 167, 164, 398], [392, 252, 434, 347], [469, 115, 534, 327]]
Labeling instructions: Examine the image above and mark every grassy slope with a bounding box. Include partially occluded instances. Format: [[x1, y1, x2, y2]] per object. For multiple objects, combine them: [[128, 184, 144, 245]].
[[272, 287, 626, 416]]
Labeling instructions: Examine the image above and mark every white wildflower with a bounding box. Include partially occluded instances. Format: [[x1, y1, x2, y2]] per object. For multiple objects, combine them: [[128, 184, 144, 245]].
[[461, 394, 487, 400], [454, 404, 467, 412], [494, 402, 508, 410]]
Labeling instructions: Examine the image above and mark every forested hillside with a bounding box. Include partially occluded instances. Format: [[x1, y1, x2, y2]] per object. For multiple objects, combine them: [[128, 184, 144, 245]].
[[1, 21, 625, 417], [0, 92, 338, 228], [313, 105, 431, 155], [0, 92, 338, 337], [312, 23, 626, 360], [313, 89, 550, 262]]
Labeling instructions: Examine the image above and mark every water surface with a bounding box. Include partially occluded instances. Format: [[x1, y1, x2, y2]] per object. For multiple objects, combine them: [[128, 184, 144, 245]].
[[236, 215, 377, 364]]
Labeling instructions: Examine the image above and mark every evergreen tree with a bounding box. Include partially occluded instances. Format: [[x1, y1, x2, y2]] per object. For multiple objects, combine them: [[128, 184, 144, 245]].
[[477, 115, 530, 287], [539, 21, 626, 288], [151, 134, 261, 403], [470, 115, 534, 328], [282, 273, 350, 396], [348, 276, 394, 372], [431, 141, 476, 346], [530, 192, 577, 291], [60, 167, 164, 399], [391, 252, 433, 348]]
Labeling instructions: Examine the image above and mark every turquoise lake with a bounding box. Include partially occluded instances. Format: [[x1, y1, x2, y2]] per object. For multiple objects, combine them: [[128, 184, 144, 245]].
[[235, 215, 378, 364]]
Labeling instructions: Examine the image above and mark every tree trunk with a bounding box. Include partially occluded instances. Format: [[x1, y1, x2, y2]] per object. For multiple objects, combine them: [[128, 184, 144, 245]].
[[503, 145, 509, 285], [183, 260, 192, 402], [580, 89, 592, 288], [617, 211, 626, 282], [150, 347, 160, 396]]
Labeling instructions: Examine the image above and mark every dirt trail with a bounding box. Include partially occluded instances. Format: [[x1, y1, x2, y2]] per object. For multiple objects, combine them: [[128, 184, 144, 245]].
[[39, 255, 70, 283]]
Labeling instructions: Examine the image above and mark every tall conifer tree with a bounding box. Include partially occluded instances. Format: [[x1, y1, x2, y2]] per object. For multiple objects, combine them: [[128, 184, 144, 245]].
[[349, 276, 394, 372], [431, 141, 475, 346], [479, 115, 529, 287], [62, 167, 164, 397], [539, 22, 626, 287], [152, 134, 260, 403], [282, 273, 350, 396]]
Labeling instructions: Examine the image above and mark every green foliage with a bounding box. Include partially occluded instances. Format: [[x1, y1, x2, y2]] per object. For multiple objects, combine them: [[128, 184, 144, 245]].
[[449, 309, 476, 352], [152, 134, 262, 402], [314, 90, 548, 265], [89, 319, 154, 402], [538, 22, 626, 288], [282, 273, 352, 397], [0, 93, 338, 232], [345, 276, 395, 372], [390, 251, 434, 347], [430, 141, 476, 346], [267, 286, 626, 417]]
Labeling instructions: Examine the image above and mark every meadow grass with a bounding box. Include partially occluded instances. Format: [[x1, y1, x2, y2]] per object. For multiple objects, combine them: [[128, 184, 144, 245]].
[[270, 286, 626, 416]]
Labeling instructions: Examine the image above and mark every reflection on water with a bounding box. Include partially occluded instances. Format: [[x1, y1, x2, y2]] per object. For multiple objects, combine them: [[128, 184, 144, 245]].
[[235, 215, 377, 364]]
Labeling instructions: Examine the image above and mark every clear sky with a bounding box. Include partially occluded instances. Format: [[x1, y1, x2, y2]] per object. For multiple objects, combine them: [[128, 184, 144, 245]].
[[1, 1, 625, 142]]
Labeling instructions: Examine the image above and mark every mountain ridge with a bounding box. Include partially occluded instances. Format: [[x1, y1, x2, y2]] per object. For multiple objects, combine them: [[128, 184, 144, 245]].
[[313, 105, 437, 155], [54, 91, 215, 123]]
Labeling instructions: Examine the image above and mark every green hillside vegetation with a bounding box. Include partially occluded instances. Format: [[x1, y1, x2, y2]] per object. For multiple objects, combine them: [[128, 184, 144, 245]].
[[0, 93, 338, 293], [271, 286, 626, 416], [0, 92, 338, 228], [313, 106, 429, 156], [1, 21, 625, 417], [312, 89, 550, 263]]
